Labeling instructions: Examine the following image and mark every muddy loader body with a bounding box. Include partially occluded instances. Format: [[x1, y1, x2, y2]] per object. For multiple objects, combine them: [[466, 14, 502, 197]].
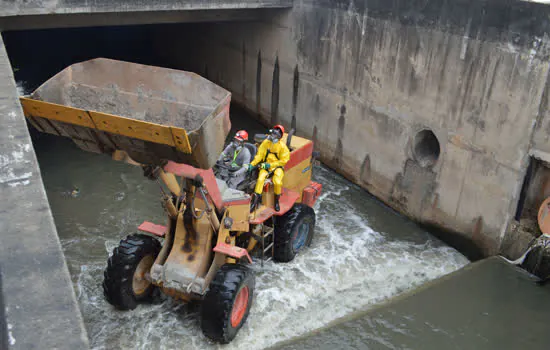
[[20, 58, 322, 343]]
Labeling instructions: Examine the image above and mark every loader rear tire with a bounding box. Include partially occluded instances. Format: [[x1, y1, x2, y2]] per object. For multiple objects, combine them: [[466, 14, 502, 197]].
[[103, 234, 161, 310], [201, 264, 255, 344], [274, 203, 316, 262]]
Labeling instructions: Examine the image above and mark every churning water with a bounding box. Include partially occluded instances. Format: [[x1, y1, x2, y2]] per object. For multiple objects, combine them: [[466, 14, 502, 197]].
[[33, 128, 468, 349]]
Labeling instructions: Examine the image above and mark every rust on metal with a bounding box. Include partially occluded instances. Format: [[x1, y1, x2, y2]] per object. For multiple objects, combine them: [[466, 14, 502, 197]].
[[161, 287, 194, 302]]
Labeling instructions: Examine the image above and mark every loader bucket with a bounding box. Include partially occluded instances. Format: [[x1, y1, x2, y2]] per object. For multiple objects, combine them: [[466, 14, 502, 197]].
[[20, 58, 231, 169]]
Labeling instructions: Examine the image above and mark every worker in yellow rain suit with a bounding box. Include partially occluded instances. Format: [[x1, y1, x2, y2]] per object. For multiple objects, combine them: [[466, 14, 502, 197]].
[[247, 125, 290, 212]]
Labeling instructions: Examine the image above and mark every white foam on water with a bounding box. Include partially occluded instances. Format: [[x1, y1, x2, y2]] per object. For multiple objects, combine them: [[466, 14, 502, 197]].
[[67, 166, 469, 350], [15, 80, 28, 96]]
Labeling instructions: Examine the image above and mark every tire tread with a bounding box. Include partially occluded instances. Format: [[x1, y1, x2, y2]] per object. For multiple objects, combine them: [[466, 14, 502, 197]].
[[103, 233, 161, 310]]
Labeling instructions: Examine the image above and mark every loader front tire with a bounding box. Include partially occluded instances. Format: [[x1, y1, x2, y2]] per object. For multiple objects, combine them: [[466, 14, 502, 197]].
[[201, 264, 255, 344], [274, 204, 316, 262], [103, 234, 161, 310]]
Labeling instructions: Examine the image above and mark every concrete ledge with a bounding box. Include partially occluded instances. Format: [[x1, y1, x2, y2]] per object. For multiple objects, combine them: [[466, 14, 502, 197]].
[[0, 35, 89, 349], [0, 8, 289, 31], [0, 0, 294, 16]]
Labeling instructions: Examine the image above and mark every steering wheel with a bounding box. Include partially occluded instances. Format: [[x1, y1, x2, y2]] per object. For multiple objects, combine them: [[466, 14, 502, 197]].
[[215, 161, 240, 172]]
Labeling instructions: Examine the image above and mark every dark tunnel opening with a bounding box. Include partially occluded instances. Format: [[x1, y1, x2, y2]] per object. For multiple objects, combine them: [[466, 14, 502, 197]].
[[3, 24, 183, 93], [2, 23, 268, 149]]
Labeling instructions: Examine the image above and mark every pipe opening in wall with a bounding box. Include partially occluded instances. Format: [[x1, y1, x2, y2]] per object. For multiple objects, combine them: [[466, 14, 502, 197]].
[[413, 129, 440, 167]]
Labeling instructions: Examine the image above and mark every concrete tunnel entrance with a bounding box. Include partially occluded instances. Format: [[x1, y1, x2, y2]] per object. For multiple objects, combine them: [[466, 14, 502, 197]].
[[4, 24, 194, 94], [2, 22, 268, 145]]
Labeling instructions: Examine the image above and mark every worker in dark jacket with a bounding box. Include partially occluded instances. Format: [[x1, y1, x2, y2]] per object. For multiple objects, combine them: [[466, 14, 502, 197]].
[[217, 130, 251, 189]]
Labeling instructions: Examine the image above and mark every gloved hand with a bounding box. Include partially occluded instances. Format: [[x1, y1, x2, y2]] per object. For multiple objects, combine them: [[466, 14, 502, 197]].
[[260, 163, 271, 170], [247, 164, 255, 172]]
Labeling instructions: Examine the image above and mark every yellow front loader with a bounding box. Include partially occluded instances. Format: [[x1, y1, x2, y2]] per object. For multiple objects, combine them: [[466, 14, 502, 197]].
[[20, 58, 322, 343]]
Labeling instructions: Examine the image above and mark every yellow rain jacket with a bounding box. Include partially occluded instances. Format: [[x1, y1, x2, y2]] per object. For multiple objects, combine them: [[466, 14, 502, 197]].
[[251, 139, 290, 169]]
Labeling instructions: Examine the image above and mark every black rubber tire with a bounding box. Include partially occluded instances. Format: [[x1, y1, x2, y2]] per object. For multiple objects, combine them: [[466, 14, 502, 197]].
[[201, 264, 255, 344], [274, 203, 316, 262], [103, 233, 161, 310], [522, 246, 550, 279]]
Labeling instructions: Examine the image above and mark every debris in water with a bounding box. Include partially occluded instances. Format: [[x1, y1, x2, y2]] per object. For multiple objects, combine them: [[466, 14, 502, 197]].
[[70, 187, 80, 198]]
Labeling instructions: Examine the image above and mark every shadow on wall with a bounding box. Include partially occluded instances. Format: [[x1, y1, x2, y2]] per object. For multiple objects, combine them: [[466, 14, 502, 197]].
[[419, 223, 485, 261]]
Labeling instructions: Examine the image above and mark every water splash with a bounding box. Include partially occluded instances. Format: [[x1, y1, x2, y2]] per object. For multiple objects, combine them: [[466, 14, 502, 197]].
[[16, 80, 29, 96]]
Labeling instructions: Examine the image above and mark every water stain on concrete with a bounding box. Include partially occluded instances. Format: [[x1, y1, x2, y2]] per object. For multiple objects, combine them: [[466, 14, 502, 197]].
[[332, 103, 346, 167], [242, 41, 246, 102], [360, 154, 371, 184], [312, 125, 318, 149], [291, 64, 299, 131], [271, 56, 280, 125], [256, 50, 262, 116]]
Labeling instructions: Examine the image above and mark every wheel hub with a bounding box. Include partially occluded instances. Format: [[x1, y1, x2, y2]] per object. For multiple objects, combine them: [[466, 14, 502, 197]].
[[230, 286, 249, 328], [132, 255, 154, 296], [292, 222, 309, 251]]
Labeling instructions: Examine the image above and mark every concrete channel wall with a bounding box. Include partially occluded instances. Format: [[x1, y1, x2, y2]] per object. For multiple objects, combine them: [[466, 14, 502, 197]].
[[155, 0, 550, 257], [0, 0, 293, 15], [0, 35, 89, 349]]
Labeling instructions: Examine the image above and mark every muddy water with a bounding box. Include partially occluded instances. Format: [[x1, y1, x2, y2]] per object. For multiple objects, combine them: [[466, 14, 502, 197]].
[[31, 109, 469, 350]]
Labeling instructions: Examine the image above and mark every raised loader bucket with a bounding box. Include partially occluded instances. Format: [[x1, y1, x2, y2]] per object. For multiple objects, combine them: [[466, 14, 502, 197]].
[[20, 58, 231, 169]]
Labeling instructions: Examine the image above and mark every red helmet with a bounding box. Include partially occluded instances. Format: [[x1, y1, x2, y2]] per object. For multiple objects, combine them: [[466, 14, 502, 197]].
[[273, 124, 285, 134], [234, 130, 248, 141]]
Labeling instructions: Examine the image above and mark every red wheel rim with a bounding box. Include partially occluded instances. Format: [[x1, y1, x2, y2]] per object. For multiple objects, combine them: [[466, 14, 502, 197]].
[[230, 286, 249, 328]]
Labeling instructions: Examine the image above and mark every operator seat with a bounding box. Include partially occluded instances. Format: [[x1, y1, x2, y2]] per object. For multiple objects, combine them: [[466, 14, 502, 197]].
[[286, 128, 295, 151], [238, 142, 258, 193], [244, 142, 257, 159]]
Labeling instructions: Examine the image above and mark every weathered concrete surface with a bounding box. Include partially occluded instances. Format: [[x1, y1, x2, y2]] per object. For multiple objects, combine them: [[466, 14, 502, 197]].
[[271, 257, 550, 349], [0, 0, 293, 30], [0, 35, 89, 349], [155, 0, 550, 257], [0, 0, 293, 15]]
